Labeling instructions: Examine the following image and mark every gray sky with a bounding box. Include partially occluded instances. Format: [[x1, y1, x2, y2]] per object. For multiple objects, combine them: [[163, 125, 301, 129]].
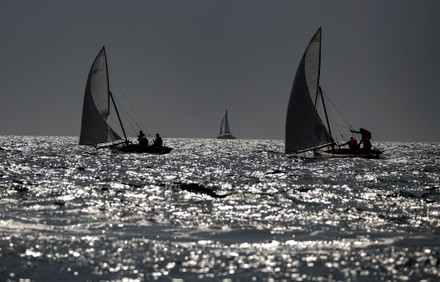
[[1, 0, 440, 142]]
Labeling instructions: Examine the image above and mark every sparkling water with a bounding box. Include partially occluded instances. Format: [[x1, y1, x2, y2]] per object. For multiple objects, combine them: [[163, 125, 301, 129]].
[[0, 136, 439, 281]]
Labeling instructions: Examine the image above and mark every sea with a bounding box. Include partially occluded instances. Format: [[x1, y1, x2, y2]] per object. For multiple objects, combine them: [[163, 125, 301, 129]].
[[0, 136, 439, 281]]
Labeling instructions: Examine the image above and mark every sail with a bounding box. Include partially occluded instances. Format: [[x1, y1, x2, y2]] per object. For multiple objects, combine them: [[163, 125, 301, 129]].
[[217, 109, 235, 139], [80, 47, 122, 145], [219, 114, 225, 135], [224, 110, 231, 134], [285, 28, 331, 153], [219, 110, 231, 135]]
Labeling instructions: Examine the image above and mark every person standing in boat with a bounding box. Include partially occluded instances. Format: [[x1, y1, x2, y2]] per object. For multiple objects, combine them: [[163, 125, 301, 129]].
[[360, 138, 372, 153], [359, 128, 371, 141], [138, 131, 148, 146], [153, 133, 163, 147]]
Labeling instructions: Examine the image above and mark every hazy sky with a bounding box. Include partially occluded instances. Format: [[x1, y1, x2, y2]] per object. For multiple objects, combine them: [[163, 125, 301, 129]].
[[1, 0, 439, 141]]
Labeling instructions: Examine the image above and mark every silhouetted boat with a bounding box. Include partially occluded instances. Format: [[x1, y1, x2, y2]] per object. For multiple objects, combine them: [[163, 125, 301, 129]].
[[217, 109, 236, 139], [79, 46, 172, 155], [285, 28, 382, 159]]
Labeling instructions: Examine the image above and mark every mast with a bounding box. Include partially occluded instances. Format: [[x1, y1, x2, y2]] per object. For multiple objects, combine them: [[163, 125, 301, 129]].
[[103, 46, 128, 144], [224, 110, 230, 134], [315, 27, 322, 106], [219, 115, 225, 135], [109, 91, 128, 143], [318, 86, 334, 150], [313, 28, 333, 150], [316, 28, 334, 152]]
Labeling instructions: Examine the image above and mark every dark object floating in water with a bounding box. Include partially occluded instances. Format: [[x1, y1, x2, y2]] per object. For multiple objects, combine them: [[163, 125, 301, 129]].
[[266, 169, 283, 175], [14, 186, 29, 193], [53, 201, 65, 207], [176, 183, 230, 198]]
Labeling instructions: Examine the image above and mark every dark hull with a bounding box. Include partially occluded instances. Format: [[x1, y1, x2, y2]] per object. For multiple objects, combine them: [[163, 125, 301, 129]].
[[217, 134, 236, 139], [315, 148, 383, 159], [111, 144, 172, 155]]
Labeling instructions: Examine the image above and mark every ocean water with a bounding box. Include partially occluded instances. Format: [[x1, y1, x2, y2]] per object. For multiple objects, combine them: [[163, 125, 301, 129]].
[[0, 136, 439, 281]]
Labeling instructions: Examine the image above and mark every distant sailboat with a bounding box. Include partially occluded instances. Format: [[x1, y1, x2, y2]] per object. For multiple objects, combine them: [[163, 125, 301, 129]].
[[285, 28, 382, 158], [79, 46, 172, 154], [217, 110, 236, 139]]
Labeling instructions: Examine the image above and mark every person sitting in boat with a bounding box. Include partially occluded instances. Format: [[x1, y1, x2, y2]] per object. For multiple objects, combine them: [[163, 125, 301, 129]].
[[344, 137, 359, 153], [138, 131, 148, 146], [153, 133, 163, 147], [339, 136, 358, 153], [348, 137, 358, 151]]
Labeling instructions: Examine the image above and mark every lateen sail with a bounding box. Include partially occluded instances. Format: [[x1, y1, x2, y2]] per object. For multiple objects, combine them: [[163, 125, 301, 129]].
[[80, 47, 122, 145], [285, 28, 331, 153]]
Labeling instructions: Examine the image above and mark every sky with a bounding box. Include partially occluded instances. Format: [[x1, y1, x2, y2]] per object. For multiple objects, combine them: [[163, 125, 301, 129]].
[[1, 0, 440, 142]]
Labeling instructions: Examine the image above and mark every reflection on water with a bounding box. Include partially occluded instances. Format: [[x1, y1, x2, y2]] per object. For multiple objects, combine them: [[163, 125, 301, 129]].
[[0, 136, 439, 280]]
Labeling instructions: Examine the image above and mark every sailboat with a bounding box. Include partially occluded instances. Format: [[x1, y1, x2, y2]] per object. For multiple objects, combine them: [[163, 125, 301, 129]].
[[285, 28, 382, 158], [79, 46, 172, 155], [217, 109, 236, 139]]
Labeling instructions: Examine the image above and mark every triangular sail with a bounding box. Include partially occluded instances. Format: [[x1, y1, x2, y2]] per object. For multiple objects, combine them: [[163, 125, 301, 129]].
[[224, 110, 231, 134], [80, 47, 122, 145], [219, 114, 226, 135], [285, 28, 332, 153], [217, 109, 235, 139], [219, 110, 232, 135]]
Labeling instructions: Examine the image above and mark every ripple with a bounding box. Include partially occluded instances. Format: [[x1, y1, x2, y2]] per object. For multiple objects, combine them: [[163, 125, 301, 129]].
[[0, 137, 439, 280]]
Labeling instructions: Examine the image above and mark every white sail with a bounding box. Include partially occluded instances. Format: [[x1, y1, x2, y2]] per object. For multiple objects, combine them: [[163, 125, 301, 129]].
[[285, 28, 331, 153], [79, 47, 122, 145]]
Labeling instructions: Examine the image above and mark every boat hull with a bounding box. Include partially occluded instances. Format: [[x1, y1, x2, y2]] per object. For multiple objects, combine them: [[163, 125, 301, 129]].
[[111, 144, 173, 155], [314, 148, 382, 159], [217, 134, 236, 139]]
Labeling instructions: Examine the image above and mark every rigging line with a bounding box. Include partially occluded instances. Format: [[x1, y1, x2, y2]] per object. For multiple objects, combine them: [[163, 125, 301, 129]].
[[110, 86, 145, 132], [329, 120, 351, 130], [110, 95, 138, 136], [320, 88, 355, 131], [316, 100, 342, 138], [107, 112, 127, 142], [109, 70, 149, 132], [110, 87, 149, 138], [112, 100, 155, 143], [329, 121, 345, 142], [327, 109, 353, 141], [122, 113, 138, 136], [318, 90, 353, 142]]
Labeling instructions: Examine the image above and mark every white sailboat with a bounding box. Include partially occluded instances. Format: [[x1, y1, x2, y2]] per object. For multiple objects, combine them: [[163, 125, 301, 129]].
[[217, 109, 236, 139], [285, 28, 382, 158], [79, 46, 172, 154]]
